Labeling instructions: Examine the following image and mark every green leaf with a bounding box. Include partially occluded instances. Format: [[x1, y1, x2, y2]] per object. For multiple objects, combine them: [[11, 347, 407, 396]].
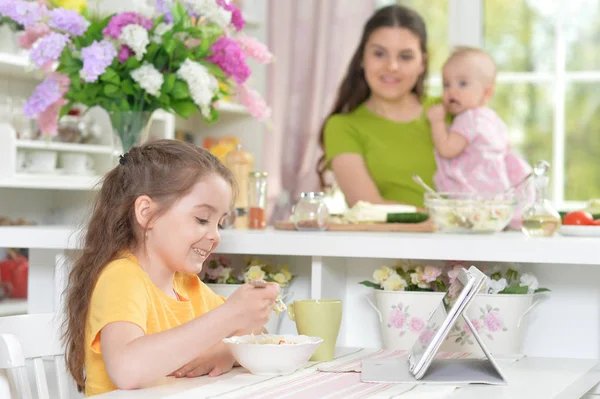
[[358, 281, 381, 289], [103, 84, 120, 97], [500, 285, 529, 294], [163, 74, 176, 93], [171, 1, 187, 24], [121, 80, 135, 95], [100, 68, 120, 85], [164, 38, 177, 56], [171, 100, 198, 118], [199, 61, 226, 80], [171, 80, 190, 100], [124, 57, 141, 70]]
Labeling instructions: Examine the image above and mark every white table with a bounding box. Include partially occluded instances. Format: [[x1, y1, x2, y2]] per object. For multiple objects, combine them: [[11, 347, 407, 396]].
[[95, 348, 600, 399]]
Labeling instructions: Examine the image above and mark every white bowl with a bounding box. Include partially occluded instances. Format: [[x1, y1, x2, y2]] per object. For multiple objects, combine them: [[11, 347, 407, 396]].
[[222, 334, 323, 376]]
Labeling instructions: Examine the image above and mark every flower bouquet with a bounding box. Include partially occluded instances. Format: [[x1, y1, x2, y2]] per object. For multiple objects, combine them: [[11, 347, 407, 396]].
[[0, 0, 272, 151], [201, 255, 296, 288]]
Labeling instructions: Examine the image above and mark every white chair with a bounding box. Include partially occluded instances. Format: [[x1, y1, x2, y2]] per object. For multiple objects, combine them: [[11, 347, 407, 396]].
[[0, 313, 73, 399]]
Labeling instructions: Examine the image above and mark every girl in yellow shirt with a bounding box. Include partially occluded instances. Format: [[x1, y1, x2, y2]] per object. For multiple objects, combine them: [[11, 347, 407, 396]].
[[62, 140, 279, 396]]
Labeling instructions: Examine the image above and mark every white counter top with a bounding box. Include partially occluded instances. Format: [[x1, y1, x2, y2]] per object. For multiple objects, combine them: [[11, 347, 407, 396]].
[[0, 225, 597, 265]]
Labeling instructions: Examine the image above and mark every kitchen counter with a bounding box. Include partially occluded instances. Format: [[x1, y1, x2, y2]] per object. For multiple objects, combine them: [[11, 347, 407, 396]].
[[2, 225, 599, 364], [0, 225, 597, 264]]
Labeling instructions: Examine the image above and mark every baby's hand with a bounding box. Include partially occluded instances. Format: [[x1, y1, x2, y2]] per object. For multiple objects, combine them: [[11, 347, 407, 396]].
[[226, 282, 279, 330], [426, 104, 446, 123]]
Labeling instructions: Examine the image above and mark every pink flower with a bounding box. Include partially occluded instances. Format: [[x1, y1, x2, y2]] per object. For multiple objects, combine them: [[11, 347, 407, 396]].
[[464, 318, 482, 335], [206, 265, 225, 280], [118, 45, 134, 63], [235, 84, 271, 121], [37, 98, 66, 137], [422, 266, 442, 283], [208, 36, 250, 84], [236, 35, 274, 64], [18, 23, 50, 49], [389, 309, 406, 329], [484, 311, 503, 332], [447, 265, 464, 284], [419, 330, 435, 346], [218, 256, 232, 266], [409, 317, 425, 333], [102, 12, 153, 40]]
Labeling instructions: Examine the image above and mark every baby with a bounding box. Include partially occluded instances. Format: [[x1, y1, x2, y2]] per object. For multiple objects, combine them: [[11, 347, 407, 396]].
[[426, 46, 532, 196]]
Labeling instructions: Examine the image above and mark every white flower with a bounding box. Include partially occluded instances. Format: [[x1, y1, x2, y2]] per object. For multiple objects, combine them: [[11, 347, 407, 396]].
[[176, 59, 219, 118], [185, 0, 232, 27], [485, 277, 508, 294], [519, 273, 539, 294], [382, 274, 408, 291], [217, 267, 232, 284], [152, 23, 173, 44], [119, 24, 149, 61], [131, 62, 164, 96], [373, 266, 394, 285]]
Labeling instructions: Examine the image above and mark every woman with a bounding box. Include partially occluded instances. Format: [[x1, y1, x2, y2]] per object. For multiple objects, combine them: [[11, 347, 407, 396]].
[[317, 5, 439, 208]]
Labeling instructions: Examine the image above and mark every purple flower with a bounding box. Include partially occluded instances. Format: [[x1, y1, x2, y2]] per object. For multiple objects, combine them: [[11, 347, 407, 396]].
[[23, 72, 70, 118], [0, 0, 48, 27], [49, 8, 90, 37], [102, 12, 153, 40], [207, 37, 250, 84], [29, 32, 69, 69], [81, 40, 117, 82], [155, 0, 173, 23], [216, 0, 244, 31]]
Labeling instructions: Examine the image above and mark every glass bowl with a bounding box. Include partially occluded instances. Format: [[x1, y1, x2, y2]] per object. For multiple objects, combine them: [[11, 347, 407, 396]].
[[425, 192, 518, 234]]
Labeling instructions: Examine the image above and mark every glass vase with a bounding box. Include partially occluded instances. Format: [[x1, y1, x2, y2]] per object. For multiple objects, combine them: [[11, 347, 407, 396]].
[[108, 110, 152, 154]]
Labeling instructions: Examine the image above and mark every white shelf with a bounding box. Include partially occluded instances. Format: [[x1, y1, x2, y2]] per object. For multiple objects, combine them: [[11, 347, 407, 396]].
[[0, 52, 44, 81], [0, 298, 27, 316], [1, 226, 599, 265], [16, 140, 114, 154], [0, 174, 103, 190]]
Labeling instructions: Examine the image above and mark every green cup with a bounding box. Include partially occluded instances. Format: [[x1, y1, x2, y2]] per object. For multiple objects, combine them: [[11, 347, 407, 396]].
[[287, 299, 342, 361]]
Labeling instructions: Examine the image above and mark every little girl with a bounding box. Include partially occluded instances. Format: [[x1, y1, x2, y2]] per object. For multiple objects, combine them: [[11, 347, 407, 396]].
[[62, 140, 279, 396], [426, 46, 532, 196]]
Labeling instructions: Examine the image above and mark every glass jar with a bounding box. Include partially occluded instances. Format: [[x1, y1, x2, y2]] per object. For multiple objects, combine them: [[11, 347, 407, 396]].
[[225, 144, 254, 229], [248, 171, 268, 229], [521, 160, 561, 237], [292, 192, 329, 231]]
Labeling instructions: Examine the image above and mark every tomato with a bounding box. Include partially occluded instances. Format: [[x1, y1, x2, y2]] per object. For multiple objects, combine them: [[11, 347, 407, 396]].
[[563, 211, 596, 226]]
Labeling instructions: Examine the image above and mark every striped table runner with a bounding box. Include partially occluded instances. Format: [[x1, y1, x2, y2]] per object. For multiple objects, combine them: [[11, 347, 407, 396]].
[[212, 349, 472, 399]]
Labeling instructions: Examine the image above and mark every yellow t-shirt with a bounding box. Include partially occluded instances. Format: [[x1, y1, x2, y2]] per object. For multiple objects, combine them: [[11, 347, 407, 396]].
[[84, 252, 225, 397]]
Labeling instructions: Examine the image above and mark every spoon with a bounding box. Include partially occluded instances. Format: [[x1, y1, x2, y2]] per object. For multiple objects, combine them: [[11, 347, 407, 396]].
[[412, 175, 441, 198]]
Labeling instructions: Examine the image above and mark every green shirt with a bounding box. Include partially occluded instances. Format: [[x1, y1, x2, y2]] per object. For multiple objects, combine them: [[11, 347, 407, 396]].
[[324, 97, 440, 207]]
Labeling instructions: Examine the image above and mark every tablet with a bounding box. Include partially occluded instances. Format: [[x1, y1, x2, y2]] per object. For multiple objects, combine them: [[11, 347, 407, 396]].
[[408, 266, 486, 379]]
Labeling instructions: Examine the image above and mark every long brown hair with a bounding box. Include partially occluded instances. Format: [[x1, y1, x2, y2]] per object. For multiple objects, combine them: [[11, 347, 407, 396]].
[[316, 5, 429, 187], [62, 139, 236, 392]]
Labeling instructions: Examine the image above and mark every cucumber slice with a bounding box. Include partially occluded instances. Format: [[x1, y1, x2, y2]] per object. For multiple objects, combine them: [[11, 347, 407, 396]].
[[386, 212, 429, 224]]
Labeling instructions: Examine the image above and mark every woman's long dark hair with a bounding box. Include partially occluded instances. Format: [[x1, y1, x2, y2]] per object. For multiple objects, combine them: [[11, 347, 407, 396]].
[[316, 5, 429, 188]]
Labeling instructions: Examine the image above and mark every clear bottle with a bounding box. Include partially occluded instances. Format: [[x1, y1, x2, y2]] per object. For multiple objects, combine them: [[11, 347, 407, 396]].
[[248, 171, 268, 229], [521, 161, 562, 237], [292, 192, 329, 231], [224, 144, 254, 229]]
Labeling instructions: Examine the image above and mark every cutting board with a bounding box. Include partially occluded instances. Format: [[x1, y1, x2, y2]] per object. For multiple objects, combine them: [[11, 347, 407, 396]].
[[274, 220, 436, 233]]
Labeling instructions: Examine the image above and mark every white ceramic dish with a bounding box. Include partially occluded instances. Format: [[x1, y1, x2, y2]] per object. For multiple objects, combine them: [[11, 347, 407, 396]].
[[558, 225, 600, 237], [222, 334, 322, 376]]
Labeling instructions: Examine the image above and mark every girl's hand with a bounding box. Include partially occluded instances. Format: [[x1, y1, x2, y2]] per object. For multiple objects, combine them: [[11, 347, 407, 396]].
[[171, 342, 235, 378], [225, 282, 279, 330], [426, 104, 446, 123]]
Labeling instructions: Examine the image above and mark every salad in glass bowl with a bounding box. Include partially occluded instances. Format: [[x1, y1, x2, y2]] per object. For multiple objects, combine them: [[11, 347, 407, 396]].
[[425, 192, 517, 233]]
